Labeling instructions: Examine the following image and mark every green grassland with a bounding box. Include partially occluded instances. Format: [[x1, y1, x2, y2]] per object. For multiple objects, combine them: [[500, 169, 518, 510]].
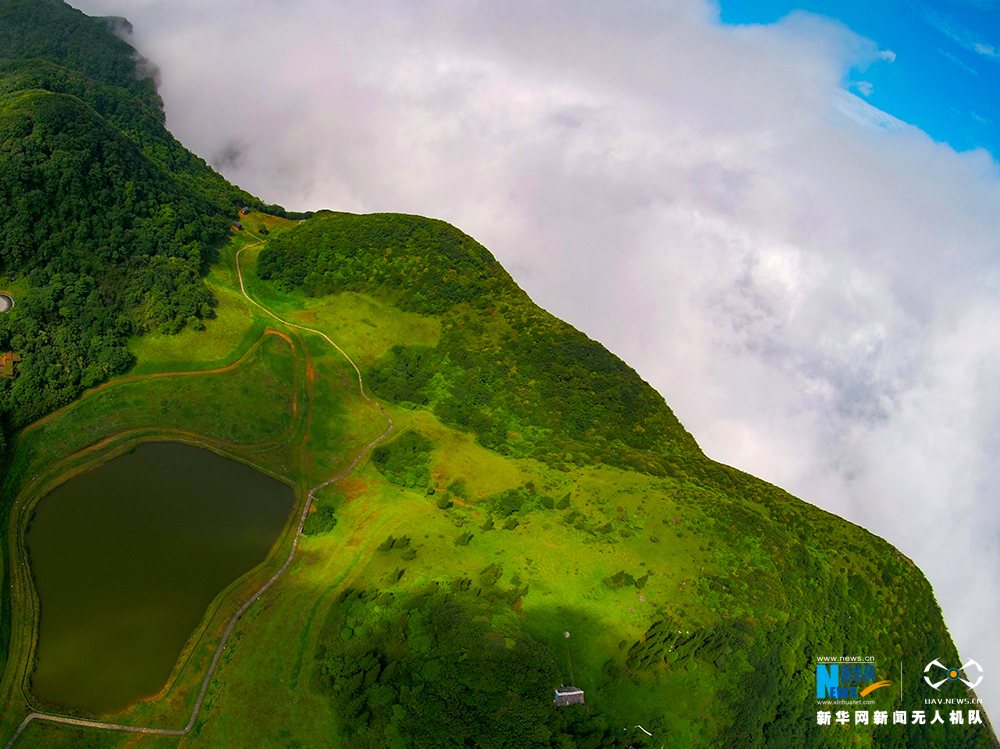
[[25, 332, 297, 455], [0, 233, 385, 747], [126, 287, 260, 375], [0, 211, 991, 749]]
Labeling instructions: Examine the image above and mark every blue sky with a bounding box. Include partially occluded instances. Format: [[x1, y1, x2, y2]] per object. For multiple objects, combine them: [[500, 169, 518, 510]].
[[720, 0, 1000, 156]]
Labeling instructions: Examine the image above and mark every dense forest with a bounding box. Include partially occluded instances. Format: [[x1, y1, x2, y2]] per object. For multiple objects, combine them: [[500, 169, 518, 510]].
[[0, 0, 312, 433], [312, 584, 621, 749]]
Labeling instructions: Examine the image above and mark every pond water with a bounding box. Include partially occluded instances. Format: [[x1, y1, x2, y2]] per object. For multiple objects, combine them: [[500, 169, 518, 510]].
[[25, 442, 295, 713]]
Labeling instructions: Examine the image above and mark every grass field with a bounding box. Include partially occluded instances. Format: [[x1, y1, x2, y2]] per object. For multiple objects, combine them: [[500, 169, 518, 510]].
[[125, 219, 292, 376], [139, 452, 719, 747], [24, 332, 298, 460], [127, 286, 262, 375], [285, 292, 440, 367]]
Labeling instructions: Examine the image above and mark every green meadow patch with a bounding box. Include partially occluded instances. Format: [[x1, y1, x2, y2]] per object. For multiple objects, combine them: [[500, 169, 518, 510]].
[[20, 332, 297, 466], [127, 284, 261, 375], [287, 292, 440, 367]]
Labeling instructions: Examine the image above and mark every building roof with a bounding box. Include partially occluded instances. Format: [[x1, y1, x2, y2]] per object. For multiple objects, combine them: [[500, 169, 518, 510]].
[[1, 352, 21, 377], [553, 686, 585, 707]]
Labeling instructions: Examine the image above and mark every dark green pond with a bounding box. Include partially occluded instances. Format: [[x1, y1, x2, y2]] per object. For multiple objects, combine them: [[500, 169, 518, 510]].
[[25, 442, 295, 713]]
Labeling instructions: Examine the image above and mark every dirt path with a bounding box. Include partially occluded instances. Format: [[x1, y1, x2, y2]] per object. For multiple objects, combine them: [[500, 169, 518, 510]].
[[4, 240, 394, 748]]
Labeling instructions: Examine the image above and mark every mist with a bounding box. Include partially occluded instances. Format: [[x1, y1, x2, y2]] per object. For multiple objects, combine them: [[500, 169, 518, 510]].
[[70, 0, 1000, 715]]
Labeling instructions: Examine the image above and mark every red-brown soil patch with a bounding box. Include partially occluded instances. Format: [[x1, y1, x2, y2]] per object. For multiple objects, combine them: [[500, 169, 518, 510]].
[[338, 477, 368, 501]]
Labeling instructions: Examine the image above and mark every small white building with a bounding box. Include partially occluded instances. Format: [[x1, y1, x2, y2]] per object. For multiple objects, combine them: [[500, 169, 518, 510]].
[[553, 686, 585, 707]]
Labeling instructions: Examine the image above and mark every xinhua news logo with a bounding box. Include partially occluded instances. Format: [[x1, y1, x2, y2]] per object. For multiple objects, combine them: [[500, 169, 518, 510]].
[[924, 659, 984, 690], [816, 662, 892, 700]]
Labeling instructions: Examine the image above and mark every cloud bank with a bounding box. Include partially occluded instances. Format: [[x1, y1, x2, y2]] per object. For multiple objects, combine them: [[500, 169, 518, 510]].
[[72, 0, 1000, 715]]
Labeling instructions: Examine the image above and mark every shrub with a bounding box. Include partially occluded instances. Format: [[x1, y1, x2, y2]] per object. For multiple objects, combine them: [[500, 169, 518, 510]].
[[303, 505, 338, 535]]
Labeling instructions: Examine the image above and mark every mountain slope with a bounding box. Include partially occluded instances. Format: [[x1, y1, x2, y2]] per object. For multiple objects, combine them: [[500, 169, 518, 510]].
[[0, 3, 994, 749], [256, 211, 995, 748], [258, 212, 698, 468]]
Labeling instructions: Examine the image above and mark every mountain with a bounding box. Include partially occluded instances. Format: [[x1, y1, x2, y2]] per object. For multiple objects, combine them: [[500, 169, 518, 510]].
[[0, 2, 994, 748], [0, 0, 310, 428], [256, 211, 996, 748]]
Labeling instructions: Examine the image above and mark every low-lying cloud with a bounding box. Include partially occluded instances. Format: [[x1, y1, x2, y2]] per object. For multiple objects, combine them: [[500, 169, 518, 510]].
[[72, 0, 1000, 715]]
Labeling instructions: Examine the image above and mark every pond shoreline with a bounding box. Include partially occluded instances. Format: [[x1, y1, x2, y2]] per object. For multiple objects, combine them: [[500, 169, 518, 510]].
[[25, 441, 296, 714]]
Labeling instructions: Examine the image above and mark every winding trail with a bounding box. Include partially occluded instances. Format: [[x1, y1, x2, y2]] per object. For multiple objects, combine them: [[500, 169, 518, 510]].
[[4, 239, 394, 748]]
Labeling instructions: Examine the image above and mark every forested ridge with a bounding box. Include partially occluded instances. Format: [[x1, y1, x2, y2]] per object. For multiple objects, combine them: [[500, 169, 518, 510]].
[[256, 212, 854, 509], [0, 0, 305, 435], [260, 212, 998, 748], [258, 212, 701, 473]]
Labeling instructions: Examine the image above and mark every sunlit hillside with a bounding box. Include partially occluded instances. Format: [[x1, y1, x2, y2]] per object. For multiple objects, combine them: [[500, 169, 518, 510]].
[[0, 2, 995, 748]]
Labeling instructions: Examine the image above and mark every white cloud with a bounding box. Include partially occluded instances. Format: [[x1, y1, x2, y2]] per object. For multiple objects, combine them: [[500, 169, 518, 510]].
[[937, 46, 981, 75], [833, 89, 911, 132], [924, 6, 1000, 60], [852, 79, 874, 96], [70, 0, 1000, 717]]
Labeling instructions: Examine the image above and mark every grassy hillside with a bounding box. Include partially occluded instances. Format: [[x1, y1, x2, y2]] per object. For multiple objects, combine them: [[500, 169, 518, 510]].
[[249, 213, 994, 749], [0, 3, 994, 749]]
